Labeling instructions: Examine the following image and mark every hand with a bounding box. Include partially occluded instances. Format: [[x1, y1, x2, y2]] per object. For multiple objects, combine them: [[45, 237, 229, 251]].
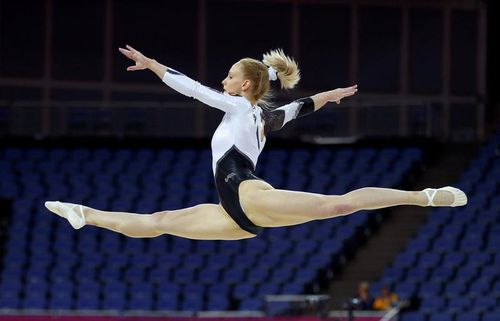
[[328, 85, 358, 104], [118, 45, 151, 71]]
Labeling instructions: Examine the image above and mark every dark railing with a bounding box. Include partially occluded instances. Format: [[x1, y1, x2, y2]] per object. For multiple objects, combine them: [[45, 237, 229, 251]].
[[0, 96, 484, 142]]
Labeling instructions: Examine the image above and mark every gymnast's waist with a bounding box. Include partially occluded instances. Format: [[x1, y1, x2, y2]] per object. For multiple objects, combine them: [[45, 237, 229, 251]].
[[215, 146, 256, 180]]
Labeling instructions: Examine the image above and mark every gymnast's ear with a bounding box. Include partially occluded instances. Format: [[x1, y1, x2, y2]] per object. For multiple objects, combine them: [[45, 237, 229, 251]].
[[241, 79, 251, 91]]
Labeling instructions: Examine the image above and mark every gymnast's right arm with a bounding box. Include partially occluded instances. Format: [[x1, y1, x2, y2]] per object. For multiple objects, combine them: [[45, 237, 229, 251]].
[[118, 45, 237, 113]]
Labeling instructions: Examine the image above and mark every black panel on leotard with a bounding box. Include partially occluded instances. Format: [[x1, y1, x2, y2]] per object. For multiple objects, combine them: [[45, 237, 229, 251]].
[[262, 97, 315, 135], [214, 146, 263, 235]]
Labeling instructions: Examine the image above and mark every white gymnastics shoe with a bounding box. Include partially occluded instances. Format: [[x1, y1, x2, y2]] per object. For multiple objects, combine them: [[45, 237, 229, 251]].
[[422, 186, 468, 207], [45, 201, 86, 229]]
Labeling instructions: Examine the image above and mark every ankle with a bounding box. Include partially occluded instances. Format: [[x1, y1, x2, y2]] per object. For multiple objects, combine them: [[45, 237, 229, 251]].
[[81, 206, 95, 225]]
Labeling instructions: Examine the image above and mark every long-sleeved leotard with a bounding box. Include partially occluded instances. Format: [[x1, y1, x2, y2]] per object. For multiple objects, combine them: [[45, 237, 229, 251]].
[[162, 68, 315, 234]]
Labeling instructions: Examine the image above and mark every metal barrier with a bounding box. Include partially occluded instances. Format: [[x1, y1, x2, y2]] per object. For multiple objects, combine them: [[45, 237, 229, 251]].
[[0, 98, 485, 142], [264, 294, 331, 316]]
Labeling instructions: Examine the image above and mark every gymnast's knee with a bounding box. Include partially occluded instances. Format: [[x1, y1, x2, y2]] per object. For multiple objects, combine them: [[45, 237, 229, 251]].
[[324, 196, 358, 217], [144, 211, 170, 235]]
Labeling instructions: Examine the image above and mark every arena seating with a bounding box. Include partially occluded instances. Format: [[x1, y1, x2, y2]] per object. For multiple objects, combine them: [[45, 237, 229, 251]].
[[0, 146, 422, 311], [376, 133, 500, 321]]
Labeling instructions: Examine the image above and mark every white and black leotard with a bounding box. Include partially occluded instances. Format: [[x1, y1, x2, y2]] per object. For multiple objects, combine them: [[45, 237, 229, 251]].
[[163, 68, 314, 235]]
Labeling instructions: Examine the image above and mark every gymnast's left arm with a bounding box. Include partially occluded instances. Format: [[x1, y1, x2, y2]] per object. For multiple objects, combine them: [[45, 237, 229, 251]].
[[310, 85, 358, 111], [266, 85, 358, 132]]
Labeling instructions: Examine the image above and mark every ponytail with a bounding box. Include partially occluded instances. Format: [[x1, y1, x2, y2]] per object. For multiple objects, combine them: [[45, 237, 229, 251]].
[[262, 49, 300, 89], [238, 49, 300, 107]]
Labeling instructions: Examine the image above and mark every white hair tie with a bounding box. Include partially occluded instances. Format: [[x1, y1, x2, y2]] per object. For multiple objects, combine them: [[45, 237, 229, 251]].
[[267, 66, 278, 81]]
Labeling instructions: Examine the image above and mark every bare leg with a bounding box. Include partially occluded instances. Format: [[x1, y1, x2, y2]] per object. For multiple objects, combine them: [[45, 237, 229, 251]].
[[240, 180, 462, 227], [48, 202, 255, 240]]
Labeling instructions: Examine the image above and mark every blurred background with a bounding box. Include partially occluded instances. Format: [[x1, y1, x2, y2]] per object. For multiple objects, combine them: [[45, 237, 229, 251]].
[[0, 0, 498, 321], [0, 0, 497, 140]]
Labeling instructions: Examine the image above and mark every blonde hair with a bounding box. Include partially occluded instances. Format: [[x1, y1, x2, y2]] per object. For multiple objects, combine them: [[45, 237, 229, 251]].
[[237, 49, 300, 107]]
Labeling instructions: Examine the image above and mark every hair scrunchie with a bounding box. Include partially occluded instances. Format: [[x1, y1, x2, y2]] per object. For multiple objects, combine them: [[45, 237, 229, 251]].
[[267, 66, 278, 81]]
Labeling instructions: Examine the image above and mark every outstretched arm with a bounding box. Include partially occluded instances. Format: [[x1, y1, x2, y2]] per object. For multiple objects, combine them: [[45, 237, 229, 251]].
[[310, 85, 358, 111], [119, 45, 166, 80], [118, 45, 239, 113], [265, 85, 359, 132]]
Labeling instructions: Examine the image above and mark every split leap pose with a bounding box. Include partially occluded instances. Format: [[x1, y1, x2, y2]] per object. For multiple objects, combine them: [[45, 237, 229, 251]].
[[45, 45, 467, 240]]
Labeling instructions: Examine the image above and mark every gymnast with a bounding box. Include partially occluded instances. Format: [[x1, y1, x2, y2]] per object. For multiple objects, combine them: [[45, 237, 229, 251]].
[[45, 45, 467, 240]]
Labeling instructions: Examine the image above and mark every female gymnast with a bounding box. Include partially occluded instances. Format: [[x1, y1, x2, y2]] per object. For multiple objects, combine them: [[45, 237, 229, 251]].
[[45, 45, 467, 240]]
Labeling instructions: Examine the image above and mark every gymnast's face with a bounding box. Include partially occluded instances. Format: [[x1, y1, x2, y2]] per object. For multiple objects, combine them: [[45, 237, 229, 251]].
[[222, 63, 251, 97]]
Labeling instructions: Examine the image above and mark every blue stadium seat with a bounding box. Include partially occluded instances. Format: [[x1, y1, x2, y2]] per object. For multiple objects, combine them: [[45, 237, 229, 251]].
[[428, 312, 454, 321], [233, 283, 255, 300], [393, 282, 418, 300], [206, 296, 230, 310], [447, 297, 472, 312], [205, 253, 231, 270], [441, 252, 466, 269], [156, 295, 178, 310], [294, 268, 318, 286], [181, 294, 204, 311], [281, 282, 305, 295], [269, 267, 294, 285], [183, 284, 205, 301], [430, 267, 456, 283], [419, 282, 443, 298], [279, 253, 306, 269], [207, 284, 230, 297], [420, 296, 446, 313], [156, 283, 180, 310], [418, 252, 441, 268], [467, 252, 491, 267], [483, 311, 500, 321], [381, 267, 406, 283], [400, 312, 426, 321], [172, 268, 196, 284], [473, 296, 498, 313], [170, 238, 194, 254], [468, 278, 492, 297], [196, 241, 218, 254], [99, 266, 122, 283], [223, 268, 246, 285], [74, 266, 97, 284], [307, 252, 333, 270], [259, 253, 284, 268], [442, 280, 467, 297], [239, 298, 263, 310], [0, 292, 20, 309], [246, 266, 270, 284], [393, 251, 418, 268], [198, 267, 220, 285], [460, 234, 484, 252], [406, 237, 431, 253], [455, 312, 481, 321], [75, 291, 100, 310], [124, 267, 146, 284], [481, 266, 499, 279], [256, 283, 281, 298], [149, 266, 171, 284], [23, 291, 47, 309], [456, 265, 479, 281], [102, 296, 126, 311], [183, 254, 205, 269], [48, 295, 73, 310], [405, 266, 429, 282], [156, 252, 182, 267], [128, 292, 154, 310]]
